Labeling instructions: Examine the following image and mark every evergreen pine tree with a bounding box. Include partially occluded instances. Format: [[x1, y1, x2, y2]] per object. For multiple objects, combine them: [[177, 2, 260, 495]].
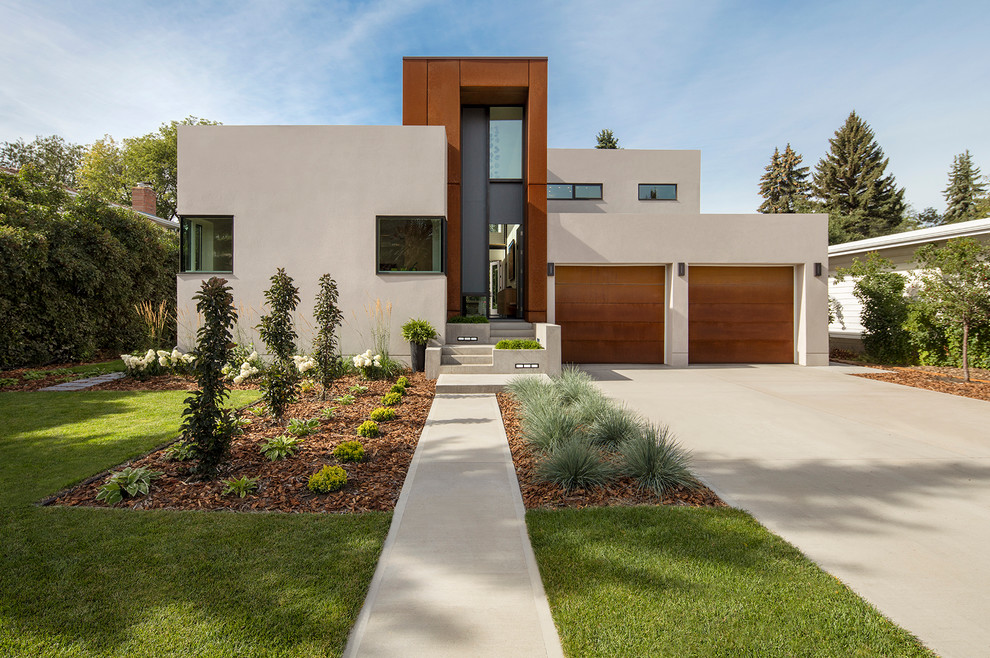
[[812, 111, 906, 239], [758, 143, 809, 213], [942, 150, 987, 223], [595, 129, 619, 149]]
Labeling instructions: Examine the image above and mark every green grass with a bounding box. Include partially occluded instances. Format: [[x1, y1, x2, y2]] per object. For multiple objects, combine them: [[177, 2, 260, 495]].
[[60, 359, 127, 376], [0, 390, 391, 657], [528, 506, 933, 657]]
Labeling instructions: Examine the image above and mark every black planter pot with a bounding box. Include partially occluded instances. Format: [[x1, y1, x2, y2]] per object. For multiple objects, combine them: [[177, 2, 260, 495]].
[[410, 341, 427, 372]]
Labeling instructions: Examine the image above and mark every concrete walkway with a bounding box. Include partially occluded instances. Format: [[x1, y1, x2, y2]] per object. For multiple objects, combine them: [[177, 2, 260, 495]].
[[38, 372, 125, 391], [583, 363, 990, 658], [344, 393, 563, 658]]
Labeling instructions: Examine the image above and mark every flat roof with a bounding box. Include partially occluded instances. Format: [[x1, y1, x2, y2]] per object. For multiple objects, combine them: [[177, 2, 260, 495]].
[[828, 217, 990, 257], [403, 56, 547, 61]]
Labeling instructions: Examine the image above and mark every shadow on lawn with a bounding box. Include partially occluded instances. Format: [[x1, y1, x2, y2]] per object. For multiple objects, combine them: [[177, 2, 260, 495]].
[[0, 506, 390, 656]]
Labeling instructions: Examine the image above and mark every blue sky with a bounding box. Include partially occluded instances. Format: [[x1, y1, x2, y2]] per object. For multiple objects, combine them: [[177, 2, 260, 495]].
[[2, 0, 988, 214]]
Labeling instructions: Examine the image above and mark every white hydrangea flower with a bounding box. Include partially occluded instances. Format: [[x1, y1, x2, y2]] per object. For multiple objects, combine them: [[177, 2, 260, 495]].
[[233, 375, 244, 385]]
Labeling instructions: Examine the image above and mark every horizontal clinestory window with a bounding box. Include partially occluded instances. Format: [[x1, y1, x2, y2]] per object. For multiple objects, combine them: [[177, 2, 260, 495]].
[[377, 216, 445, 274], [547, 183, 603, 200], [180, 216, 233, 273], [638, 183, 677, 200]]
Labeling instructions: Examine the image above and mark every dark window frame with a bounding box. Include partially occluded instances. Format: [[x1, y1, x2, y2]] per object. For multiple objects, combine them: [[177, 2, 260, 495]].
[[638, 183, 677, 201], [547, 183, 603, 200], [179, 215, 234, 274], [376, 215, 447, 275]]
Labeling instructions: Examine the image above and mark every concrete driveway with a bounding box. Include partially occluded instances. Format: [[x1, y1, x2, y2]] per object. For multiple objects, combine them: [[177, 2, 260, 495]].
[[582, 363, 990, 658]]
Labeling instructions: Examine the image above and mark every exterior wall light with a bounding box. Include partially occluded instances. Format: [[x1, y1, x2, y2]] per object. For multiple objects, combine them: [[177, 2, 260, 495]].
[[547, 262, 555, 276], [678, 262, 686, 277], [814, 262, 822, 277]]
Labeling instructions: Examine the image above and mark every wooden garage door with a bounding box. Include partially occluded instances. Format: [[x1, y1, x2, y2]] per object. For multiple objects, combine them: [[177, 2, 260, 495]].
[[556, 266, 664, 363], [689, 266, 793, 363]]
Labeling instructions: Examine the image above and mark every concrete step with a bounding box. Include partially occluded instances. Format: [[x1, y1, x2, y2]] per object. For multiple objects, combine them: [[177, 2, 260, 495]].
[[490, 320, 534, 331], [441, 354, 493, 366], [435, 372, 551, 394], [442, 345, 494, 356], [490, 329, 537, 338], [439, 363, 500, 375]]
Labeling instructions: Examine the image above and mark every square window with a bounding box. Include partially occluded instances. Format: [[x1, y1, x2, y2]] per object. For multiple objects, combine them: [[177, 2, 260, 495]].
[[377, 217, 445, 273], [638, 184, 677, 200], [180, 216, 233, 273]]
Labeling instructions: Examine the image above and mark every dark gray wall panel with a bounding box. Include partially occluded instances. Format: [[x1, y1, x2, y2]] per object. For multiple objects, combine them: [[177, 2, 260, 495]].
[[461, 108, 488, 295]]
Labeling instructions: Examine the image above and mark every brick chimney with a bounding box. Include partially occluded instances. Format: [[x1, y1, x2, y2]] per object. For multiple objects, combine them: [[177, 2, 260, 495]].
[[131, 182, 157, 215]]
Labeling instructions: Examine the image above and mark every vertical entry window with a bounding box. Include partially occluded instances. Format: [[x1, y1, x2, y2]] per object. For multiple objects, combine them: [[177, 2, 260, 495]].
[[638, 184, 677, 200], [489, 107, 523, 180], [377, 216, 444, 273], [180, 216, 233, 273]]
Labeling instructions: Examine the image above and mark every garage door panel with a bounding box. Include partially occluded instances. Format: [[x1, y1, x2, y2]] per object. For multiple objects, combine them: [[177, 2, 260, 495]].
[[561, 321, 664, 342], [556, 283, 664, 305], [688, 340, 793, 364], [555, 302, 663, 323], [689, 266, 793, 364], [688, 283, 792, 305], [563, 340, 663, 363], [556, 266, 664, 285], [689, 320, 792, 342], [556, 266, 664, 364]]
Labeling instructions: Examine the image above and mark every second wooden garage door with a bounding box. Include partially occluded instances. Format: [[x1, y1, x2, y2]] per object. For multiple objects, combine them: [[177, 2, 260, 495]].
[[689, 266, 793, 363], [556, 266, 664, 363]]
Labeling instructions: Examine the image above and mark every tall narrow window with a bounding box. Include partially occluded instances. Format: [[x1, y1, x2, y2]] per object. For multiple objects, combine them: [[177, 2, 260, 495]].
[[181, 216, 233, 273], [489, 107, 523, 180]]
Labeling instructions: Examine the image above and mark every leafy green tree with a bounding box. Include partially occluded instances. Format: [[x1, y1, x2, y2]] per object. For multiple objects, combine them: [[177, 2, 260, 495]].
[[758, 143, 810, 213], [258, 268, 300, 419], [913, 238, 990, 381], [595, 129, 619, 149], [942, 150, 987, 224], [0, 135, 85, 188], [75, 117, 220, 219], [834, 252, 913, 363], [181, 277, 238, 476], [313, 273, 344, 399], [917, 207, 943, 227], [812, 111, 906, 240]]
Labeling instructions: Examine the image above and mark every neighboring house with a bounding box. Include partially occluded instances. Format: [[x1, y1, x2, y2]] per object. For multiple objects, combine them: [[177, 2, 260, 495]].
[[828, 217, 990, 352], [176, 56, 829, 370]]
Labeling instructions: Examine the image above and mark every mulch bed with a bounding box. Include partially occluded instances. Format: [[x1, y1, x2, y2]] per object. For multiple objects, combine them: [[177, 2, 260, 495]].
[[49, 374, 435, 513], [0, 358, 121, 392], [496, 393, 726, 510], [850, 366, 990, 403], [88, 374, 262, 392]]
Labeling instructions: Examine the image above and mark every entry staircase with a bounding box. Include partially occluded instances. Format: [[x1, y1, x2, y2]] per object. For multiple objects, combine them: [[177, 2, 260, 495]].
[[439, 320, 535, 375]]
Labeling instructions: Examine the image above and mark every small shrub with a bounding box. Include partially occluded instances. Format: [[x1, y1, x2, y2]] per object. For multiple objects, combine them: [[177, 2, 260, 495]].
[[370, 406, 396, 422], [313, 273, 344, 400], [260, 434, 302, 461], [96, 467, 160, 505], [308, 465, 347, 493], [535, 439, 614, 492], [447, 315, 489, 324], [222, 476, 259, 498], [401, 318, 438, 345], [349, 384, 369, 394], [587, 404, 643, 451], [162, 439, 196, 462], [570, 390, 610, 426], [287, 417, 319, 437], [299, 379, 316, 395], [357, 420, 380, 438], [21, 370, 47, 381], [555, 366, 599, 408], [396, 376, 409, 388], [333, 440, 366, 462], [246, 406, 266, 417], [381, 391, 402, 407], [320, 406, 338, 419], [0, 377, 18, 388], [620, 424, 699, 497], [334, 393, 356, 405], [494, 339, 543, 350], [232, 416, 251, 435], [506, 375, 554, 404], [390, 383, 406, 396]]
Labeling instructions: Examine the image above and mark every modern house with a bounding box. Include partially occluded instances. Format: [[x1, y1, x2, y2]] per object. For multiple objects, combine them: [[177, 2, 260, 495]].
[[828, 217, 990, 352], [176, 57, 829, 372]]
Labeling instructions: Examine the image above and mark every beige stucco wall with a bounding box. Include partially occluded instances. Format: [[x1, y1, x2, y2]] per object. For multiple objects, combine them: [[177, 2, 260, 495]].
[[176, 125, 448, 361], [547, 212, 830, 366], [547, 148, 701, 215]]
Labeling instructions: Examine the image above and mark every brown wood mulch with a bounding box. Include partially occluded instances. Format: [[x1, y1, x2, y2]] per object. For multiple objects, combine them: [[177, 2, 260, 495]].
[[50, 374, 435, 514], [0, 358, 121, 392], [850, 365, 990, 403], [88, 374, 262, 392], [496, 393, 726, 510]]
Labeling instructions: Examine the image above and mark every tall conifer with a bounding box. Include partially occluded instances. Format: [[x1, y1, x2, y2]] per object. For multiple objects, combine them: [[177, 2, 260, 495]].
[[942, 150, 987, 224], [758, 143, 809, 213], [812, 111, 905, 239]]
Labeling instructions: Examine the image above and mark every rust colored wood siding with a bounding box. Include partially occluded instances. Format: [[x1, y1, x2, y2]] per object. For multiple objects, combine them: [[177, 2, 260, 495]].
[[688, 266, 794, 363], [555, 266, 665, 363]]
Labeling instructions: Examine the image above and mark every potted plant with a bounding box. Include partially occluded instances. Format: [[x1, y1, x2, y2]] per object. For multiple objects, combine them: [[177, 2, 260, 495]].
[[401, 318, 438, 372]]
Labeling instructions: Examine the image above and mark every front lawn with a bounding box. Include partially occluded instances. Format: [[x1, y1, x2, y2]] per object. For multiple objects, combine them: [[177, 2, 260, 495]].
[[0, 390, 391, 658], [528, 506, 932, 657]]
